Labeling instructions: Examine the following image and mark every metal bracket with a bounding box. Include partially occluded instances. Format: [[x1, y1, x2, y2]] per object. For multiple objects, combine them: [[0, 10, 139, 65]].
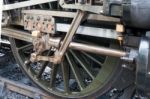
[[24, 14, 55, 34], [59, 0, 103, 14]]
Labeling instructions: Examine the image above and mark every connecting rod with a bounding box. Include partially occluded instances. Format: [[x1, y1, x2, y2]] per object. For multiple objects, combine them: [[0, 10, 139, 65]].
[[49, 38, 127, 58]]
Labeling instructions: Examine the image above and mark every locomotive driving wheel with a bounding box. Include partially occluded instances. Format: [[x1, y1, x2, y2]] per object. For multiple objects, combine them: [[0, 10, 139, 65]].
[[9, 36, 121, 99]]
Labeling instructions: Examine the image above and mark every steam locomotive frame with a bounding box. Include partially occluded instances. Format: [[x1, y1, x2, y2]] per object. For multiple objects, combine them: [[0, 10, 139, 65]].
[[1, 0, 150, 98]]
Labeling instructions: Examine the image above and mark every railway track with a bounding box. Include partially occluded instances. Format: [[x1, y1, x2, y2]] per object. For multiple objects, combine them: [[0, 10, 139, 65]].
[[0, 76, 53, 99]]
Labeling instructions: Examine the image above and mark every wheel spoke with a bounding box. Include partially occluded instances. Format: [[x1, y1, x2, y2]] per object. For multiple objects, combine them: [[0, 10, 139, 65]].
[[70, 50, 95, 80], [66, 53, 85, 91], [17, 44, 32, 51], [39, 4, 43, 9], [49, 64, 59, 88], [24, 60, 32, 70], [81, 51, 103, 66], [36, 61, 49, 78], [61, 61, 70, 93], [48, 3, 52, 9]]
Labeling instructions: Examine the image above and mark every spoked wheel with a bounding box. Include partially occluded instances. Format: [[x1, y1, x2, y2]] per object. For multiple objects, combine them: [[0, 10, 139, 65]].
[[9, 36, 121, 99]]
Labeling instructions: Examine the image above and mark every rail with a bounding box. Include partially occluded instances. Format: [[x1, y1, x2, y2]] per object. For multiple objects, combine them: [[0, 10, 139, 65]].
[[0, 76, 53, 99]]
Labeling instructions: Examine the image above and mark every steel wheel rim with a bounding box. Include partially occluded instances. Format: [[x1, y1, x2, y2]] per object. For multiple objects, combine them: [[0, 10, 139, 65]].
[[10, 38, 120, 98]]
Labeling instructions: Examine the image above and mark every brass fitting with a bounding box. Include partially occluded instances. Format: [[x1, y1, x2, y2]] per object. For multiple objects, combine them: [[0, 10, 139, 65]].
[[116, 24, 125, 33], [117, 36, 123, 45], [32, 30, 42, 38], [116, 24, 124, 45]]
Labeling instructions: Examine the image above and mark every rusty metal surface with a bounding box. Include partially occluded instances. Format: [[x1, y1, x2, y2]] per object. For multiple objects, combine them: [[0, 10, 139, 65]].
[[24, 14, 55, 34]]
